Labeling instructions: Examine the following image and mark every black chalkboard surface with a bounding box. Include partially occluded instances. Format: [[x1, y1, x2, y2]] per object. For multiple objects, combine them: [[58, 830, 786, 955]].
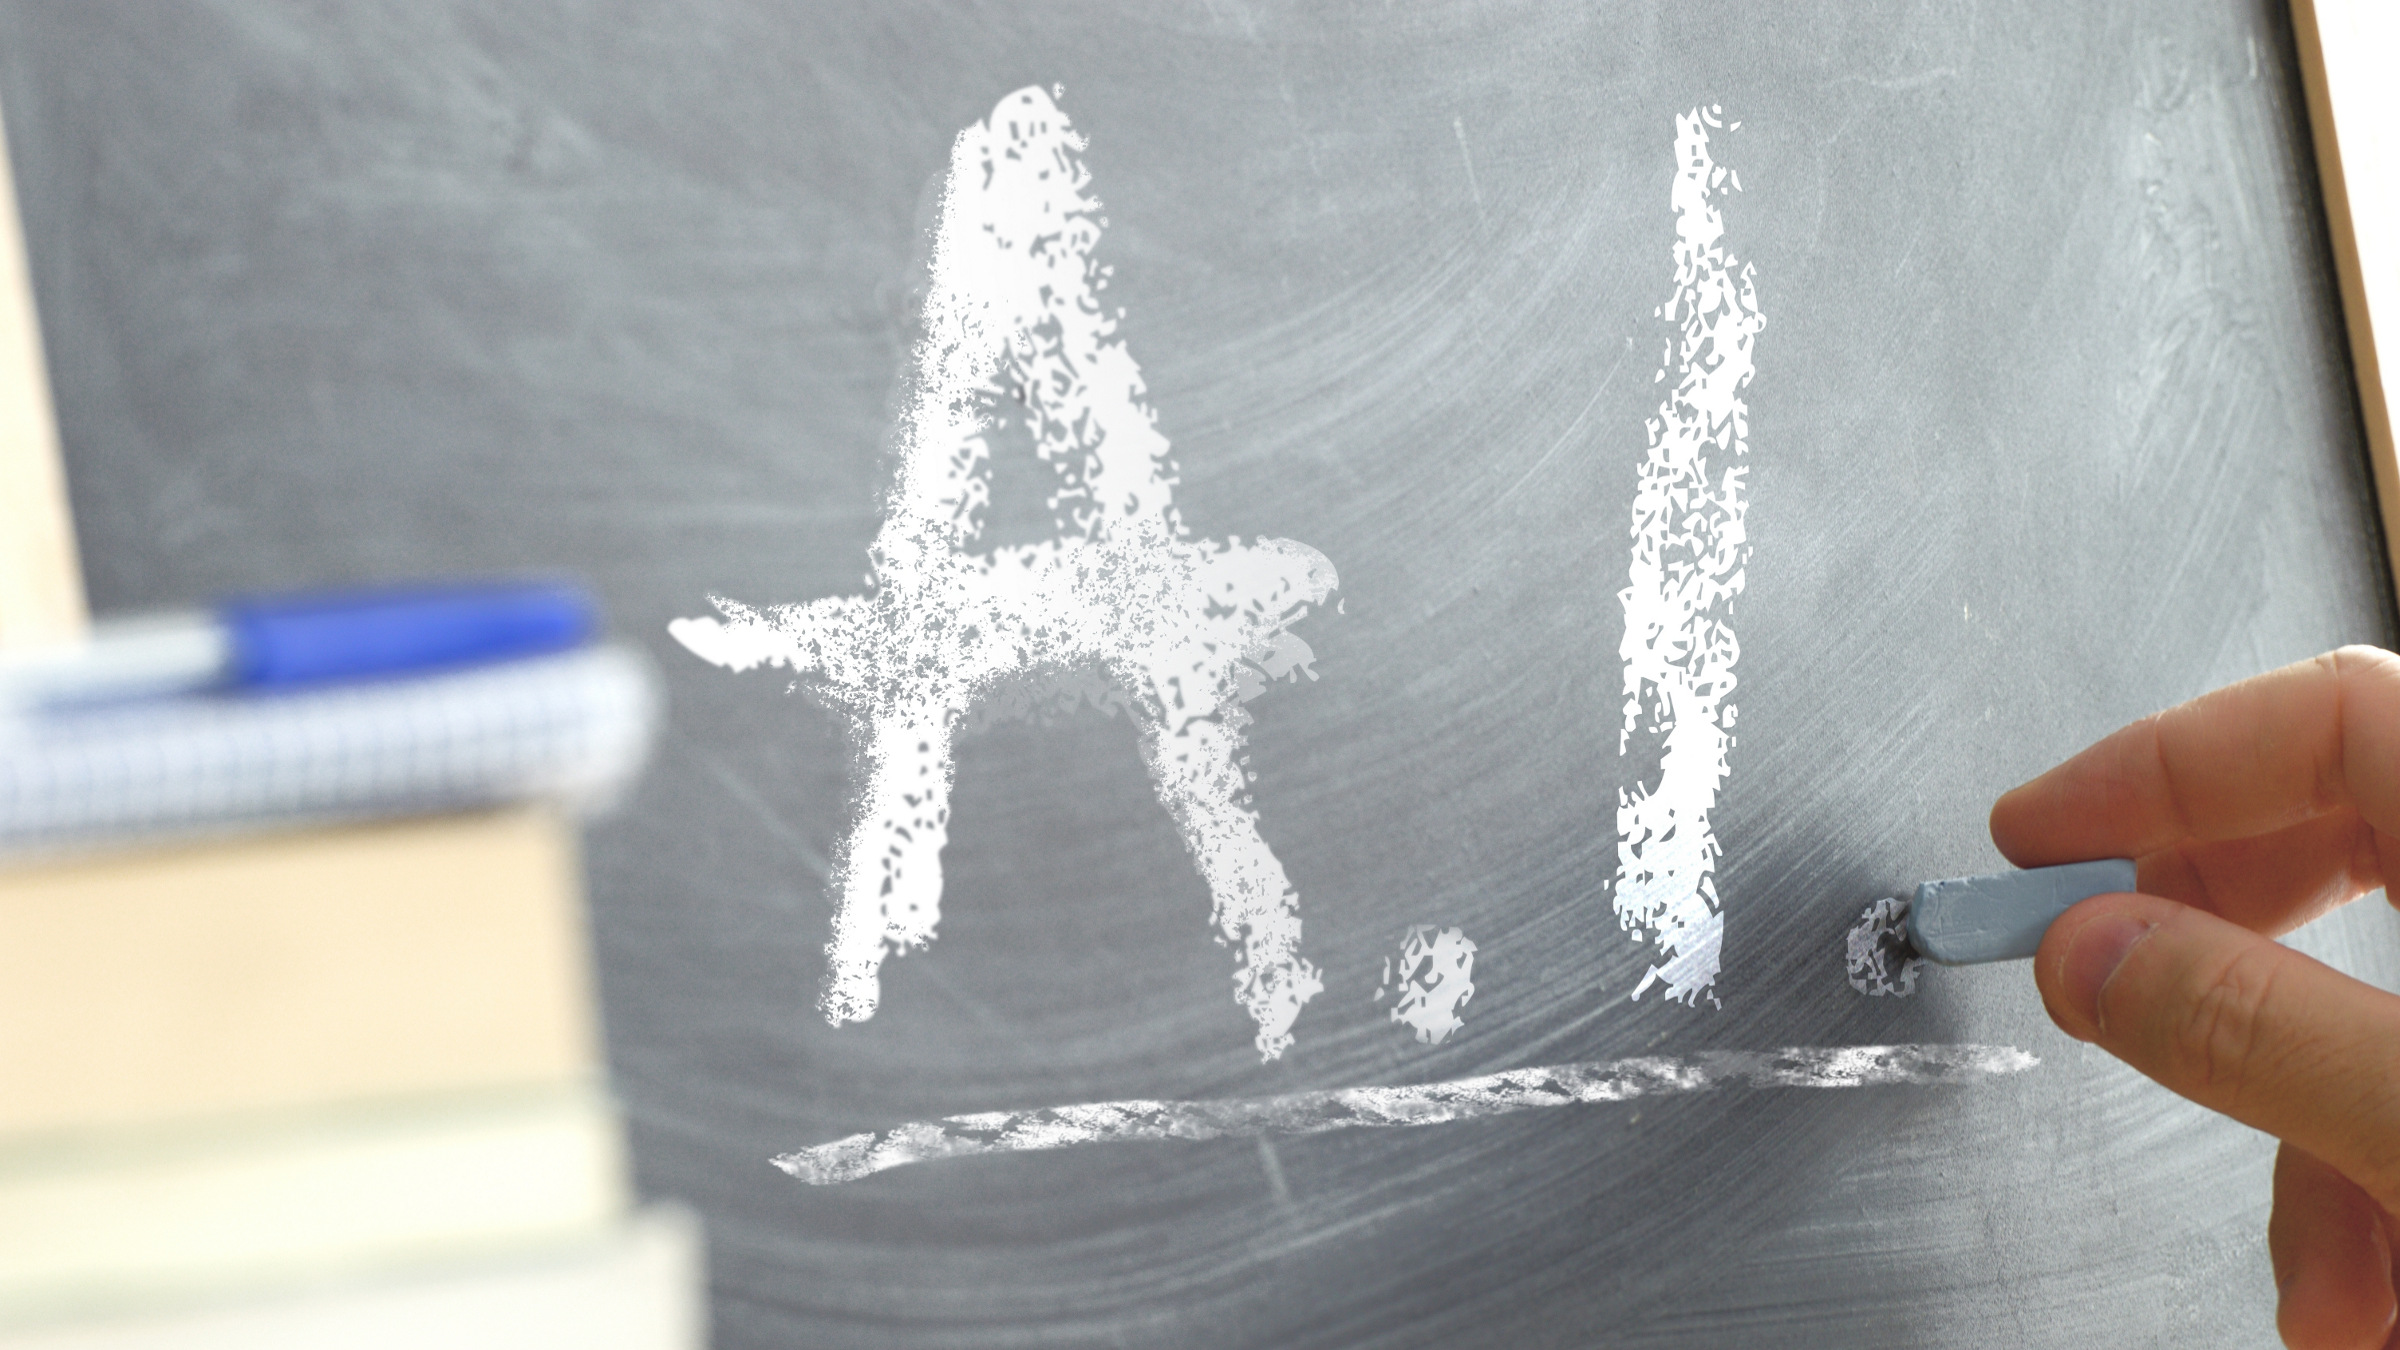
[[8, 2, 2398, 1344]]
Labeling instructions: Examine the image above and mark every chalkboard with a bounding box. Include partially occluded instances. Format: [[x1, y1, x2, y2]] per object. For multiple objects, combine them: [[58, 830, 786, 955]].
[[8, 2, 2399, 1344]]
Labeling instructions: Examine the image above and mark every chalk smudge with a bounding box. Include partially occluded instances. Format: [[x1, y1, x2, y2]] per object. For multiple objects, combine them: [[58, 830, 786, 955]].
[[1376, 925, 1477, 1045], [776, 1044, 2038, 1184], [669, 87, 1336, 1060], [1614, 106, 1763, 1006], [1846, 897, 1922, 997]]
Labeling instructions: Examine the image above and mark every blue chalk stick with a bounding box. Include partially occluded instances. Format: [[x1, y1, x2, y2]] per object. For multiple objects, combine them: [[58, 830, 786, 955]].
[[1904, 858, 2138, 965]]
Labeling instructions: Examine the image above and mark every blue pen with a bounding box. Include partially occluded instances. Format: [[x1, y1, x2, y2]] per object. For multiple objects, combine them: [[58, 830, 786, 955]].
[[0, 581, 598, 711]]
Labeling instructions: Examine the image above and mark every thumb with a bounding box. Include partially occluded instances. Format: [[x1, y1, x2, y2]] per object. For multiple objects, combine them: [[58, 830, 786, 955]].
[[2036, 892, 2400, 1213]]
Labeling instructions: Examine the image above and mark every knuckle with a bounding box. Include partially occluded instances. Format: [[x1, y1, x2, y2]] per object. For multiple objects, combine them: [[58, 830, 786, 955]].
[[2169, 944, 2284, 1100], [2333, 645, 2400, 709]]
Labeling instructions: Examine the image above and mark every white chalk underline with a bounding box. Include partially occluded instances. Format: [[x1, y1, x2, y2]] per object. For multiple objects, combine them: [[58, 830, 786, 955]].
[[775, 1043, 2038, 1184]]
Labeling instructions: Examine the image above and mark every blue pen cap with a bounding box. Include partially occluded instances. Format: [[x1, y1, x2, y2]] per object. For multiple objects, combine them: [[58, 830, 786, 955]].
[[222, 581, 598, 689]]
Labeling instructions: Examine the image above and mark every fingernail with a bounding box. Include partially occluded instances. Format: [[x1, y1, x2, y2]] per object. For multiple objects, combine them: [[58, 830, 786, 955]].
[[2060, 913, 2155, 1030]]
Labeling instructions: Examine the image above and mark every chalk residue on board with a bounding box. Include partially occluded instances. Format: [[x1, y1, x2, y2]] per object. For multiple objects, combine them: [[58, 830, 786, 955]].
[[668, 87, 1336, 1061], [1376, 925, 1477, 1045], [773, 1043, 2039, 1184], [1613, 105, 1764, 1007], [1846, 897, 1922, 997]]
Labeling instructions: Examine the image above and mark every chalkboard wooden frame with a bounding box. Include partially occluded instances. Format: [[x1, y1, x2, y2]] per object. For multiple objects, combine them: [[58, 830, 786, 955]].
[[0, 95, 79, 651], [2292, 0, 2400, 606]]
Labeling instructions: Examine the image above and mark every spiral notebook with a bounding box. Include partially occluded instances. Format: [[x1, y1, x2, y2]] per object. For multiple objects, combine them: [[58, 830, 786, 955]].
[[0, 645, 658, 856]]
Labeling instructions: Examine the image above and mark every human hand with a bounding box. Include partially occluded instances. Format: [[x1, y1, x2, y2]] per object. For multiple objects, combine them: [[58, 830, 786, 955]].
[[1991, 647, 2400, 1349]]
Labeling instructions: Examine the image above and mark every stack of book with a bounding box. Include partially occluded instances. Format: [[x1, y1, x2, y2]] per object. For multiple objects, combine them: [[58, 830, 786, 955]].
[[0, 585, 700, 1348]]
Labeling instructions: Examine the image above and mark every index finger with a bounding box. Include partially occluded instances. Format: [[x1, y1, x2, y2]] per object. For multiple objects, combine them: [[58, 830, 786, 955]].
[[1990, 646, 2400, 867]]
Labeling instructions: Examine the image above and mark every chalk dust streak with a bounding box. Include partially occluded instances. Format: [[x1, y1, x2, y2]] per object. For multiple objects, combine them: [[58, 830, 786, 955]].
[[776, 1044, 2037, 1184]]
